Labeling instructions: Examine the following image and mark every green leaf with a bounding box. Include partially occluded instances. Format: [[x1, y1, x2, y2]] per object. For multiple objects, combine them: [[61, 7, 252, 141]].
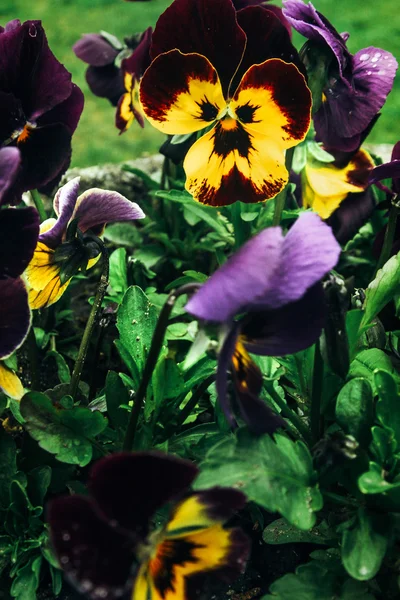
[[104, 222, 141, 247], [151, 357, 184, 419], [375, 369, 400, 443], [369, 426, 397, 465], [20, 392, 108, 466], [263, 518, 334, 545], [335, 378, 373, 446], [361, 251, 400, 327], [0, 429, 17, 508], [307, 141, 335, 163], [348, 349, 399, 392], [346, 309, 366, 358], [11, 555, 42, 600], [109, 248, 128, 295], [135, 245, 165, 270], [117, 286, 159, 386], [358, 461, 400, 495], [105, 371, 131, 431], [342, 508, 390, 580], [27, 466, 52, 508], [43, 350, 71, 384], [196, 428, 322, 530]]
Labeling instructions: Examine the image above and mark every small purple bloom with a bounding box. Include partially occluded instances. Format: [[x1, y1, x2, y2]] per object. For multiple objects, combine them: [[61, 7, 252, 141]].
[[0, 20, 84, 203], [185, 213, 341, 433], [283, 1, 398, 151]]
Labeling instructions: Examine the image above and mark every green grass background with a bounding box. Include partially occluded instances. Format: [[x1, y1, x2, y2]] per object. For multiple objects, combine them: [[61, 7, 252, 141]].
[[1, 0, 399, 167]]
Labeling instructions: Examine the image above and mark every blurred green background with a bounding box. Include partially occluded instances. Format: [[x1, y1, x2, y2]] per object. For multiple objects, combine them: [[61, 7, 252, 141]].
[[1, 0, 399, 168]]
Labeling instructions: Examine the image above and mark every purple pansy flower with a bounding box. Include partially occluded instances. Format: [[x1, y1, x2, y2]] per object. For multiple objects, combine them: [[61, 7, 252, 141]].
[[25, 177, 145, 309], [232, 0, 291, 35], [283, 1, 398, 152], [48, 452, 250, 600], [0, 20, 84, 203], [185, 213, 341, 433], [0, 148, 39, 398]]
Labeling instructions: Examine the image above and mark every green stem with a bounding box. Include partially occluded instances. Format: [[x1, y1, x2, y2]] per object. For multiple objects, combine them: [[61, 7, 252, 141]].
[[26, 327, 39, 391], [231, 202, 248, 249], [311, 342, 324, 444], [30, 189, 47, 222], [122, 283, 200, 451], [174, 374, 216, 433], [272, 147, 295, 227], [374, 202, 399, 274], [266, 383, 312, 444], [160, 156, 170, 191], [68, 247, 109, 400]]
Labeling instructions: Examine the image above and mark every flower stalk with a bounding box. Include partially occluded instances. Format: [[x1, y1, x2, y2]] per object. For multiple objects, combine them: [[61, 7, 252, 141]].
[[68, 246, 110, 400], [30, 189, 47, 223]]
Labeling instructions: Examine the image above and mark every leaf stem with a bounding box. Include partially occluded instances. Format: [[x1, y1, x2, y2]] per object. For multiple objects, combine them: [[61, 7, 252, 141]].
[[310, 342, 324, 444], [266, 383, 312, 444], [374, 201, 399, 275], [69, 247, 109, 401], [173, 373, 216, 433], [30, 189, 47, 223], [231, 202, 249, 249], [272, 147, 295, 227], [122, 283, 201, 451]]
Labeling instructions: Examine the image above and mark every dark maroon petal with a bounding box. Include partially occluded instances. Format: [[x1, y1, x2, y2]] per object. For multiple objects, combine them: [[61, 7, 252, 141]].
[[86, 65, 125, 105], [235, 384, 286, 435], [0, 207, 39, 279], [282, 0, 350, 78], [369, 155, 400, 196], [150, 0, 246, 96], [0, 21, 73, 121], [216, 324, 241, 430], [0, 147, 20, 205], [0, 278, 30, 359], [0, 92, 25, 143], [89, 452, 198, 536], [242, 283, 326, 356], [38, 83, 84, 134], [186, 488, 247, 521], [73, 34, 119, 67], [327, 189, 376, 244], [122, 27, 152, 79], [48, 495, 137, 600], [233, 7, 302, 89]]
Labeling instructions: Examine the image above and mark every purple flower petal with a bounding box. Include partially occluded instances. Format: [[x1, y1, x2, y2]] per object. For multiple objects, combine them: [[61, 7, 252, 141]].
[[282, 0, 350, 78], [185, 227, 284, 322], [40, 177, 80, 249], [73, 33, 119, 67], [242, 283, 326, 355], [216, 324, 241, 430], [327, 189, 376, 244], [122, 27, 152, 80], [369, 140, 400, 196], [48, 495, 138, 599], [0, 278, 31, 359], [0, 207, 39, 279], [235, 383, 285, 435], [88, 452, 198, 536], [86, 64, 124, 105], [72, 188, 145, 234], [0, 147, 20, 205], [259, 213, 340, 309]]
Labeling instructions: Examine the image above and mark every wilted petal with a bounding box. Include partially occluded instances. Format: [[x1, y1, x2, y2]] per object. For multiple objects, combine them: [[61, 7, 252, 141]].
[[48, 495, 137, 599], [242, 283, 326, 355], [166, 488, 246, 537], [73, 33, 119, 67], [0, 278, 31, 358], [145, 526, 249, 600], [150, 0, 246, 96], [72, 188, 145, 235], [0, 147, 20, 205], [0, 362, 23, 400], [0, 207, 39, 279], [88, 453, 198, 537], [185, 227, 284, 322], [140, 50, 226, 135], [40, 178, 80, 248], [303, 148, 374, 219]]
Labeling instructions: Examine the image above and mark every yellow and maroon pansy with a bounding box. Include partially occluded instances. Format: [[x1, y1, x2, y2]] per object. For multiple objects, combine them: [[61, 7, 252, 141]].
[[302, 148, 375, 219], [140, 0, 311, 206], [48, 452, 250, 600], [25, 177, 145, 309]]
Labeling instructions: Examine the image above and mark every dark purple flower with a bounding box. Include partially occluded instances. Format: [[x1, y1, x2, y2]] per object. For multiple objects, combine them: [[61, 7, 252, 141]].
[[48, 452, 249, 600], [0, 20, 84, 203], [185, 213, 341, 433], [283, 1, 398, 151], [232, 0, 291, 35], [0, 148, 39, 398]]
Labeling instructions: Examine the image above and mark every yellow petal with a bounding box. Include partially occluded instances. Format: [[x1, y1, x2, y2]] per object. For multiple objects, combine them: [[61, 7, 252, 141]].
[[25, 242, 70, 309], [0, 362, 24, 400]]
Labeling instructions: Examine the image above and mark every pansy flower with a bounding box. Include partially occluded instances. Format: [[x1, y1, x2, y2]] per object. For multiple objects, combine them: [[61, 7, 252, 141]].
[[185, 213, 341, 433], [232, 0, 291, 35], [25, 177, 145, 309], [48, 452, 250, 600], [0, 147, 39, 399], [0, 20, 84, 203], [116, 28, 152, 133], [283, 1, 398, 152], [140, 0, 312, 207]]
